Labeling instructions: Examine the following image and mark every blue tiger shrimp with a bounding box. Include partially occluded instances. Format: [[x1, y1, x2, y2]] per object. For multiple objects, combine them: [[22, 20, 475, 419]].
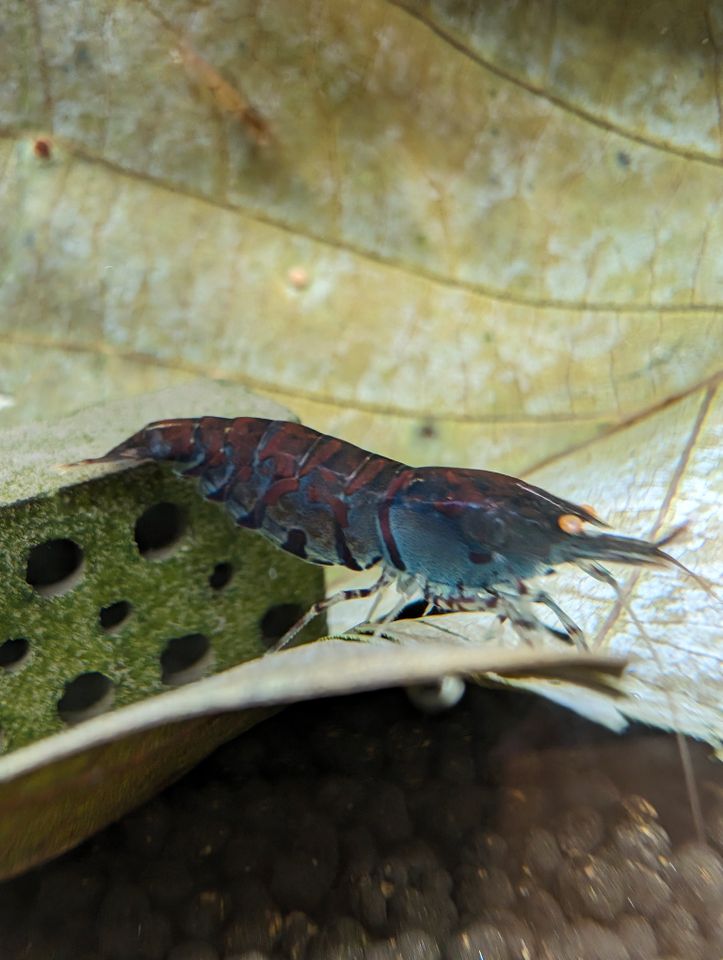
[[76, 415, 710, 653]]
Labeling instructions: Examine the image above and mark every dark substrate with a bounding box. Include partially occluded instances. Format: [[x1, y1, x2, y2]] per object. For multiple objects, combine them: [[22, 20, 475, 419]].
[[1, 684, 722, 960]]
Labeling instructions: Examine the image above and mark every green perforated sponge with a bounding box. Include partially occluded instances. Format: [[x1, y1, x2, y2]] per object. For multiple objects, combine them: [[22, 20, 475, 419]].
[[0, 383, 324, 755]]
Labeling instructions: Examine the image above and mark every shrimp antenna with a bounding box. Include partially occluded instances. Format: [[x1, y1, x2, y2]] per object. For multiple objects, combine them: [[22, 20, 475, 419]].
[[651, 524, 720, 603], [579, 560, 707, 845]]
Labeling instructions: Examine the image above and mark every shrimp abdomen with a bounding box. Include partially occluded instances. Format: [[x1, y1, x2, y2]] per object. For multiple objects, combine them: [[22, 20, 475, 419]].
[[84, 417, 400, 571]]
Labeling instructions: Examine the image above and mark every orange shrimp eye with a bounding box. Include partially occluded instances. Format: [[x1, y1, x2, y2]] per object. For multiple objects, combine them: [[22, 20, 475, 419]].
[[580, 503, 599, 519], [558, 514, 584, 535]]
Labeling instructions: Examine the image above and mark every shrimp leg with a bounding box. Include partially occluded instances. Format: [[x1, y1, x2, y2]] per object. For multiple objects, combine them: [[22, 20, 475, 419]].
[[494, 588, 585, 649], [268, 569, 395, 653], [529, 590, 587, 650]]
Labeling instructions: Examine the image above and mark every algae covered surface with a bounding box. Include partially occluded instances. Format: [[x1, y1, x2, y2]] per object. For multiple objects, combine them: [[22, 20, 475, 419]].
[[0, 463, 324, 751], [0, 382, 326, 753]]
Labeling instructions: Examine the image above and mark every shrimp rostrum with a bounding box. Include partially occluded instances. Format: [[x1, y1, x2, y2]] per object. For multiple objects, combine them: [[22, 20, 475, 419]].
[[78, 417, 703, 652]]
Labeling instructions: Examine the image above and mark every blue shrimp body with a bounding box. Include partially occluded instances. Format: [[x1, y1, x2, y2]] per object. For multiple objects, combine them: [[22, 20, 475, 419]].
[[79, 416, 690, 648]]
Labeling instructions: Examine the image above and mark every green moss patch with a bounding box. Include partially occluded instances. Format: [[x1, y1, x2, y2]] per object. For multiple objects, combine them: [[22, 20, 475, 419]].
[[0, 462, 324, 752]]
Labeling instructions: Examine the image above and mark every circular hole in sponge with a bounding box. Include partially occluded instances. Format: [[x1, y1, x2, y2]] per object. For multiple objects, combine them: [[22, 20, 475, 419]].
[[209, 562, 234, 591], [134, 502, 187, 558], [99, 600, 133, 632], [26, 538, 84, 597], [0, 637, 30, 671], [58, 672, 115, 725], [260, 603, 304, 647], [160, 633, 213, 686]]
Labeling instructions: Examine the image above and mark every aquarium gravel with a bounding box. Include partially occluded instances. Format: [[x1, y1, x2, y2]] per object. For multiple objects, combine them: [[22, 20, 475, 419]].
[[0, 685, 721, 960]]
